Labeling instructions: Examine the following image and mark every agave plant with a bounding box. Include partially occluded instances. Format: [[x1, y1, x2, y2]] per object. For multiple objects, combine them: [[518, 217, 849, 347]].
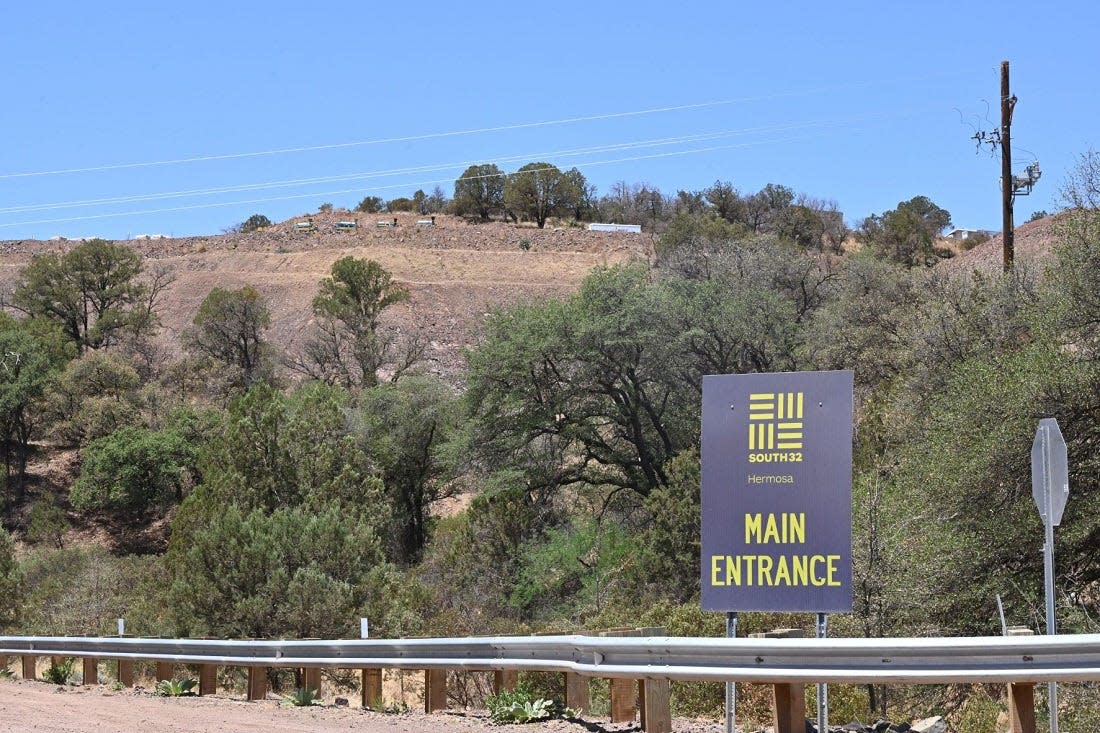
[[155, 678, 198, 697], [284, 687, 320, 707]]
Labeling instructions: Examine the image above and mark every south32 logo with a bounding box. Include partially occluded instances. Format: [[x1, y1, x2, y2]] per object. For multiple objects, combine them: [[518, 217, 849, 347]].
[[748, 392, 804, 463]]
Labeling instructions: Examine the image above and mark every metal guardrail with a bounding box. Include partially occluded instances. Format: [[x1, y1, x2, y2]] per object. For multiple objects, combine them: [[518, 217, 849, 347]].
[[3, 633, 1100, 685]]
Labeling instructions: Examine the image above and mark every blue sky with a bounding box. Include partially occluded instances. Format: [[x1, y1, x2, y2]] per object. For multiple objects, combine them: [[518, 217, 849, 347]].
[[1, 1, 1096, 240]]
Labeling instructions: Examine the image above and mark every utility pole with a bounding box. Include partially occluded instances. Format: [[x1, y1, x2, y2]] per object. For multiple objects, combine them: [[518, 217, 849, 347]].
[[1001, 60, 1016, 272]]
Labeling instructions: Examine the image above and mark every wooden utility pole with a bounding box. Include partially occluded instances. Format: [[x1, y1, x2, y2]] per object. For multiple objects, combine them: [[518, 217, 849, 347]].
[[1001, 60, 1016, 272]]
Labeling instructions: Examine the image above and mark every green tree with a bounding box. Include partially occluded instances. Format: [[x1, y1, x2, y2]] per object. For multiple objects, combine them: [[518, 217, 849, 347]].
[[187, 381, 383, 515], [184, 285, 273, 389], [0, 527, 22, 630], [467, 263, 695, 497], [46, 351, 143, 446], [0, 323, 67, 504], [453, 164, 506, 221], [351, 377, 464, 564], [355, 195, 384, 213], [13, 239, 150, 353], [504, 162, 579, 229], [296, 257, 410, 390], [238, 214, 272, 233], [26, 496, 70, 548], [72, 426, 197, 514], [167, 504, 386, 639], [857, 196, 952, 267]]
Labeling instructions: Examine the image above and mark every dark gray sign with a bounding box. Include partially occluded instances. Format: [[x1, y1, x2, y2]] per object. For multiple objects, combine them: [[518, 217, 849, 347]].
[[701, 370, 854, 612]]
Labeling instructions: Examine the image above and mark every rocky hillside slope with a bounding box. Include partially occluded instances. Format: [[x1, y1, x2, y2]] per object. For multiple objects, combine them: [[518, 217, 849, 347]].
[[0, 212, 653, 380]]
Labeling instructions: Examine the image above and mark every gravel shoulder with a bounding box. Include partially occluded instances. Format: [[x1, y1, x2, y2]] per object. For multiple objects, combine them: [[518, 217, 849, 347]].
[[0, 678, 730, 733]]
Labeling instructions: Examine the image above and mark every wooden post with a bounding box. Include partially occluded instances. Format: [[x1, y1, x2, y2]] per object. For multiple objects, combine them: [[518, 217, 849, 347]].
[[641, 678, 672, 733], [21, 655, 36, 680], [1007, 683, 1037, 733], [565, 671, 590, 713], [361, 668, 383, 708], [493, 670, 518, 694], [424, 668, 448, 712], [82, 658, 99, 685], [601, 629, 637, 723], [156, 661, 173, 682], [635, 626, 671, 733], [302, 667, 322, 694], [0, 655, 7, 676], [773, 682, 807, 733], [117, 659, 134, 687], [198, 664, 217, 696], [246, 666, 267, 701], [750, 629, 807, 733]]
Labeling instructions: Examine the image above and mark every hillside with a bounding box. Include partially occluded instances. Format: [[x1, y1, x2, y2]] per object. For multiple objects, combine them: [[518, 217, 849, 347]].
[[0, 212, 652, 380]]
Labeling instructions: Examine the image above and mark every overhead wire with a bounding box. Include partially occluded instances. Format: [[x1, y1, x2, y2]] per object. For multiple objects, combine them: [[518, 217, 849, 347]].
[[0, 117, 868, 216], [0, 70, 974, 180], [0, 133, 833, 228]]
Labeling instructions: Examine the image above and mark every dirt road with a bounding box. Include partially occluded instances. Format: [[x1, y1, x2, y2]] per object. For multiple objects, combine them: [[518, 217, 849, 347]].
[[0, 679, 726, 733]]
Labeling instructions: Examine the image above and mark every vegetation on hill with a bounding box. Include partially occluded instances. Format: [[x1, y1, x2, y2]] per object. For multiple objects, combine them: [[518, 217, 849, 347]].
[[0, 156, 1099, 731]]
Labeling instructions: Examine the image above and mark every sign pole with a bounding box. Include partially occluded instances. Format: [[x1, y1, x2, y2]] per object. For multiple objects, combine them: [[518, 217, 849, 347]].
[[725, 611, 738, 733], [816, 613, 828, 732], [1032, 418, 1069, 733]]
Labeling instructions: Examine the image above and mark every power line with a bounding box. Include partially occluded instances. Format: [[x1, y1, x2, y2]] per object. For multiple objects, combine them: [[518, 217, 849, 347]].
[[0, 118, 863, 215], [0, 134, 830, 229], [0, 72, 972, 180]]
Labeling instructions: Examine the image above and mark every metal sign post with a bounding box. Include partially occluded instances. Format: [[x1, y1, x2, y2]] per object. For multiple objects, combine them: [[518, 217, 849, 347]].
[[725, 612, 738, 733], [816, 613, 828, 732], [1032, 418, 1069, 733]]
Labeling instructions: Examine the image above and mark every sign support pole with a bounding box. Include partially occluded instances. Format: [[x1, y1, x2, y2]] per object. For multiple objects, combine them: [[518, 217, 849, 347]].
[[725, 612, 738, 733], [816, 613, 828, 732], [1044, 529, 1058, 733]]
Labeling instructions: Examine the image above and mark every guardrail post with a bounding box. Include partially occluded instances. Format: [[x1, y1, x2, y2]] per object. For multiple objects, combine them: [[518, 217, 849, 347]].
[[565, 670, 590, 712], [199, 664, 217, 696], [116, 659, 134, 687], [361, 668, 383, 708], [82, 657, 99, 685], [493, 670, 518, 694], [156, 661, 173, 682], [637, 626, 671, 733], [0, 655, 7, 675], [601, 629, 637, 722], [1008, 683, 1036, 733], [247, 666, 267, 700], [424, 669, 447, 712], [1006, 627, 1036, 733], [641, 638, 671, 733], [752, 629, 806, 733], [303, 667, 322, 694], [21, 655, 35, 680]]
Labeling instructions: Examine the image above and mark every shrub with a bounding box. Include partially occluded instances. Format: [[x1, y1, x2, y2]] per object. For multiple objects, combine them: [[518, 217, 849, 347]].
[[155, 678, 198, 696], [284, 687, 320, 706], [43, 658, 74, 684], [239, 214, 272, 233]]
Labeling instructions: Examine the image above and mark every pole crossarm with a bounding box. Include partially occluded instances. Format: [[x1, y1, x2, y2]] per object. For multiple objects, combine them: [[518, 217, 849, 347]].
[[4, 634, 1100, 685]]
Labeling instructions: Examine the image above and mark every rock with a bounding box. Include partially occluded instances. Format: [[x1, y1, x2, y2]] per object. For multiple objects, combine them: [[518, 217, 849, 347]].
[[910, 717, 946, 733], [334, 696, 349, 706]]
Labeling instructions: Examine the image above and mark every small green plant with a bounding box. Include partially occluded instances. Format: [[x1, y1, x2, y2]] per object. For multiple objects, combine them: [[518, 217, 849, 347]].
[[284, 687, 320, 707], [155, 678, 198, 697], [0, 667, 15, 679], [485, 682, 572, 724], [43, 658, 74, 685], [518, 237, 531, 251], [109, 680, 124, 691]]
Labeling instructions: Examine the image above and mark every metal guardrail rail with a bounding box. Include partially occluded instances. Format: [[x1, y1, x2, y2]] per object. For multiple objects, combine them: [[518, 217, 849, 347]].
[[3, 633, 1100, 685]]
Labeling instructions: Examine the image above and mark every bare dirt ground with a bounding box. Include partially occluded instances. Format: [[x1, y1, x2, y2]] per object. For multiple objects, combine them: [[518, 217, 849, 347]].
[[0, 678, 727, 733], [0, 212, 653, 382]]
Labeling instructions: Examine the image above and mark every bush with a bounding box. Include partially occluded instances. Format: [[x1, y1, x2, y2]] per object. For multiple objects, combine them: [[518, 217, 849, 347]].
[[155, 678, 197, 696], [72, 426, 196, 514], [284, 687, 320, 706], [43, 657, 74, 684], [239, 214, 272, 233], [485, 682, 571, 723]]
